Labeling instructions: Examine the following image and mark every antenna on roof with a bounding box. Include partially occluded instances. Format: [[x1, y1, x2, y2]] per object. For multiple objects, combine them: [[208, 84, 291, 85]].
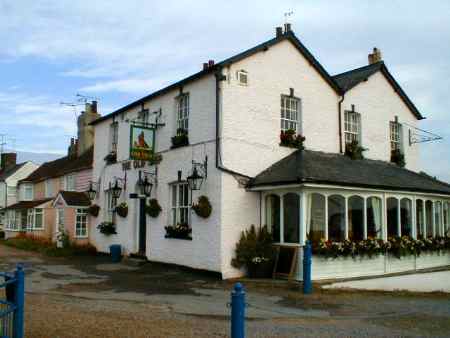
[[76, 93, 99, 103], [284, 10, 294, 24]]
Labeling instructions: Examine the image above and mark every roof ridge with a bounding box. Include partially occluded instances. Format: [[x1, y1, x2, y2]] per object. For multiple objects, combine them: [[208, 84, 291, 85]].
[[332, 61, 384, 78]]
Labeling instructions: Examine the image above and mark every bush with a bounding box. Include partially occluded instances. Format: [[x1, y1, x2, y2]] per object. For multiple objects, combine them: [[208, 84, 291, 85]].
[[231, 225, 275, 270]]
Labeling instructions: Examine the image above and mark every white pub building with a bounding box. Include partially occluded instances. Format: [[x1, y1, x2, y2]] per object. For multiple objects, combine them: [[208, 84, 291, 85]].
[[88, 25, 450, 280]]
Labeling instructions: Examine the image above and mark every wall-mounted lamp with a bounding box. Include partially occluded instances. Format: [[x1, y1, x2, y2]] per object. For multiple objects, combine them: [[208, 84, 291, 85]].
[[138, 170, 157, 197], [187, 156, 208, 191], [111, 173, 127, 199], [85, 181, 99, 201]]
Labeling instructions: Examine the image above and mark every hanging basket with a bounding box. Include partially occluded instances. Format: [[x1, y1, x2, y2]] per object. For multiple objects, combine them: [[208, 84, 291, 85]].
[[88, 204, 100, 217], [115, 203, 128, 218], [192, 196, 212, 218], [146, 199, 162, 218]]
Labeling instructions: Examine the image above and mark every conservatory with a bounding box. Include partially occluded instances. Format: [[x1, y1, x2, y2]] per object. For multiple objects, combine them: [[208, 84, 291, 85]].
[[248, 150, 450, 280]]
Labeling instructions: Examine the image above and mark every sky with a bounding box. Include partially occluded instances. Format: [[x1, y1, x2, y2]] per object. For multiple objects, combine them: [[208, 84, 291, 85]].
[[0, 1, 449, 180]]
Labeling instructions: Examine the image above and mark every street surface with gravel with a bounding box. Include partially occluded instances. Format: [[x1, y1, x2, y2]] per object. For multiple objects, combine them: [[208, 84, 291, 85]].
[[1, 244, 449, 338]]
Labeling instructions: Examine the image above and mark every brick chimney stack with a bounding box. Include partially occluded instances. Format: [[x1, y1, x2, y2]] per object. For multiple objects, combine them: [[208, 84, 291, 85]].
[[77, 101, 101, 157], [368, 47, 382, 64], [0, 153, 17, 171]]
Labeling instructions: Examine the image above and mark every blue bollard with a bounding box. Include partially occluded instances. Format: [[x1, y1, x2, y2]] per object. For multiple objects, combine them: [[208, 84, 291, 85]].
[[303, 241, 312, 294], [231, 282, 245, 338], [13, 264, 25, 338]]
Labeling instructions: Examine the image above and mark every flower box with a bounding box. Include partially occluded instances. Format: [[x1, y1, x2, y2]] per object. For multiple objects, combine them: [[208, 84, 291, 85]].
[[171, 129, 189, 149], [165, 224, 192, 240]]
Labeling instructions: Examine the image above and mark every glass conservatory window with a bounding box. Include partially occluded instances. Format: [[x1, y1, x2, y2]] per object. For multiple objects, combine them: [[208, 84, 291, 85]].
[[266, 195, 280, 243], [416, 200, 425, 238], [387, 197, 399, 237], [425, 200, 433, 237], [400, 198, 412, 237], [328, 195, 345, 241], [444, 202, 450, 236], [435, 201, 443, 236], [348, 196, 364, 241], [367, 197, 382, 238], [308, 193, 326, 242], [283, 193, 300, 243]]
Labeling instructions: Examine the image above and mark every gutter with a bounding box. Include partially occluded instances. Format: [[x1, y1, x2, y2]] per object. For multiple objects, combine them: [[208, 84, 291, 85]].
[[214, 68, 252, 179], [338, 94, 345, 153]]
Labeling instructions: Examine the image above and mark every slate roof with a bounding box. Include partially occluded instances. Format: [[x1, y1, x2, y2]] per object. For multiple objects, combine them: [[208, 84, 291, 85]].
[[332, 61, 424, 120], [91, 31, 340, 125], [20, 148, 93, 183], [5, 198, 53, 210], [248, 150, 450, 196], [57, 191, 91, 207], [0, 163, 27, 181]]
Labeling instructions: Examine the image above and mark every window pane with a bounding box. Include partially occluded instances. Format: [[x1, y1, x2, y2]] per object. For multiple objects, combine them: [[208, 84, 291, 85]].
[[283, 193, 299, 243], [425, 200, 433, 237], [444, 202, 449, 236], [400, 198, 412, 237], [328, 195, 345, 241], [309, 193, 325, 242], [435, 201, 442, 236], [266, 195, 280, 243], [172, 185, 177, 207], [348, 196, 364, 241], [416, 200, 424, 237], [387, 197, 399, 237], [367, 197, 382, 238]]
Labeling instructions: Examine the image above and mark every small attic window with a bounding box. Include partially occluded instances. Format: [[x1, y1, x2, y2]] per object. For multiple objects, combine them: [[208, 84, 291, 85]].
[[237, 70, 248, 86]]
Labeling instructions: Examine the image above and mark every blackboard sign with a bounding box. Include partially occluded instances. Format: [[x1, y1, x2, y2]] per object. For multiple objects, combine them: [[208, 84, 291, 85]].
[[273, 246, 298, 279]]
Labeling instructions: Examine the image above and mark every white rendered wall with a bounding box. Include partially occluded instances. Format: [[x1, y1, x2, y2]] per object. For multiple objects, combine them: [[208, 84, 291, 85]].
[[342, 71, 421, 172]]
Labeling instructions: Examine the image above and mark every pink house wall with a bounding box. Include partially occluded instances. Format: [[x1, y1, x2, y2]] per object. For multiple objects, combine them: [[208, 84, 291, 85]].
[[76, 169, 92, 192]]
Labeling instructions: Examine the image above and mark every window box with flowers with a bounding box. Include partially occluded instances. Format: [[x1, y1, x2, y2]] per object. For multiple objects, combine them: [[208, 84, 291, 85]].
[[345, 140, 366, 160], [165, 223, 192, 240], [391, 149, 406, 167], [280, 129, 305, 150], [171, 129, 189, 149]]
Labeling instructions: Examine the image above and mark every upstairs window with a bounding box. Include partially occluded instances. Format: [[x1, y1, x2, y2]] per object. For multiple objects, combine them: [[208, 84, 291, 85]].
[[65, 175, 76, 191], [280, 95, 300, 133], [22, 184, 33, 201], [390, 121, 402, 151], [237, 70, 248, 86], [110, 122, 119, 154], [45, 179, 54, 198], [344, 110, 361, 145], [171, 183, 190, 226], [176, 94, 189, 134]]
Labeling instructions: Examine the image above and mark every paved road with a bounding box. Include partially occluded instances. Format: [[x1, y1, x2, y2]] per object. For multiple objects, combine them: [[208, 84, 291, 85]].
[[324, 271, 450, 293], [1, 244, 450, 337]]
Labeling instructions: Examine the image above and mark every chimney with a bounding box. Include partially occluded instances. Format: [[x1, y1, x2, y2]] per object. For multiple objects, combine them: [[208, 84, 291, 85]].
[[208, 60, 214, 67], [0, 153, 17, 171], [77, 101, 101, 157], [203, 62, 208, 70], [275, 26, 283, 37], [67, 138, 77, 158], [368, 47, 382, 64], [284, 23, 292, 33]]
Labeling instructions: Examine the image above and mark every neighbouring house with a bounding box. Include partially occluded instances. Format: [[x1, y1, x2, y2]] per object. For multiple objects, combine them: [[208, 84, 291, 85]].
[[0, 153, 38, 230], [4, 102, 99, 245], [88, 24, 450, 280]]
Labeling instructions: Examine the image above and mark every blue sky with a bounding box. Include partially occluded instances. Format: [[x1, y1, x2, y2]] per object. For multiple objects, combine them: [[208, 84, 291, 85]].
[[0, 1, 449, 180]]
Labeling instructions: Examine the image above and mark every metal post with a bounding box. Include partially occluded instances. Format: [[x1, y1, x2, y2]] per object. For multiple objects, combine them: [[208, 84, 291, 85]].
[[303, 241, 312, 294], [231, 283, 245, 338], [13, 264, 24, 338]]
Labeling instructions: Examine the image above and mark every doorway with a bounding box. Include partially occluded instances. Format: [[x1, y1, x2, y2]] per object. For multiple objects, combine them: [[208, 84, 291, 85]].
[[138, 198, 147, 255]]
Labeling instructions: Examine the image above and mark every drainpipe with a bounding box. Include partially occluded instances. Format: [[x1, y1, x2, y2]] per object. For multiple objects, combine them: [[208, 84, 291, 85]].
[[338, 94, 345, 153], [214, 68, 251, 179]]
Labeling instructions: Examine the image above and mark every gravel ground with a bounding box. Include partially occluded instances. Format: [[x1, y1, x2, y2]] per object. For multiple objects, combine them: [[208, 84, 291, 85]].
[[1, 244, 450, 337]]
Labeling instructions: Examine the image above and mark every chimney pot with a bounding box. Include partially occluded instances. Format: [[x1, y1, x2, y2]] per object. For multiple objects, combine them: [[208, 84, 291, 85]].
[[368, 47, 382, 64], [276, 26, 283, 37], [284, 23, 292, 33], [203, 62, 208, 70], [208, 60, 214, 67], [91, 101, 97, 113]]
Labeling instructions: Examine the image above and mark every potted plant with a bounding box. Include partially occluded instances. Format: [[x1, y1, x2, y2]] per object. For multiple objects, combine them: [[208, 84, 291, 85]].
[[97, 222, 117, 235], [146, 199, 162, 218], [391, 149, 406, 167], [345, 140, 366, 160], [165, 223, 192, 240], [88, 204, 100, 217], [192, 196, 212, 218], [231, 225, 275, 278], [115, 202, 128, 218], [280, 129, 305, 149], [171, 128, 189, 148], [104, 151, 117, 164]]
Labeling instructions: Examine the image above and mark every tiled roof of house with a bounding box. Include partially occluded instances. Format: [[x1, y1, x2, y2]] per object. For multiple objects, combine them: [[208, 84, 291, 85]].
[[332, 61, 424, 120], [5, 198, 53, 210], [20, 148, 93, 183], [57, 191, 91, 207], [248, 149, 450, 195], [0, 162, 27, 181]]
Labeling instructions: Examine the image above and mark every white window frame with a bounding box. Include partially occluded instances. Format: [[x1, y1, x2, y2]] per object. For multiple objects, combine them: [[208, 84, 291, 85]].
[[45, 179, 54, 198], [110, 122, 119, 154], [280, 95, 301, 133], [75, 208, 88, 238], [344, 110, 361, 145], [7, 186, 17, 198], [65, 175, 76, 191], [33, 208, 44, 230], [176, 94, 189, 133], [170, 183, 190, 226], [105, 190, 117, 224], [22, 184, 33, 201], [390, 121, 402, 151], [6, 210, 17, 230], [237, 70, 248, 86]]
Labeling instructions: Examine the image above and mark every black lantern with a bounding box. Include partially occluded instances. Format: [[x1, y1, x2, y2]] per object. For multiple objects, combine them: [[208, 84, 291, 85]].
[[138, 174, 153, 197], [187, 167, 204, 191], [85, 182, 97, 201], [111, 180, 122, 199]]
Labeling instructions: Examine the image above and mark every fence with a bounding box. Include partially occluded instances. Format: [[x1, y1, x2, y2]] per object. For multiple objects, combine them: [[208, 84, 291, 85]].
[[0, 265, 24, 338]]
